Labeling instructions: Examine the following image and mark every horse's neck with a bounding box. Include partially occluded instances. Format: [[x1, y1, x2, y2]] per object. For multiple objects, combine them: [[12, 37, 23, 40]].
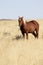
[[22, 19, 26, 24], [21, 20, 26, 28]]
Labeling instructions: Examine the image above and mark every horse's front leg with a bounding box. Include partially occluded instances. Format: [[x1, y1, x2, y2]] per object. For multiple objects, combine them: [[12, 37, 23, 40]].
[[26, 33, 28, 39], [23, 33, 25, 38], [22, 32, 25, 38]]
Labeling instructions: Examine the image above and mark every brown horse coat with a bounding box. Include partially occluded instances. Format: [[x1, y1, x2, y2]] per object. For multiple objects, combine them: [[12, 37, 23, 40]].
[[18, 17, 39, 39]]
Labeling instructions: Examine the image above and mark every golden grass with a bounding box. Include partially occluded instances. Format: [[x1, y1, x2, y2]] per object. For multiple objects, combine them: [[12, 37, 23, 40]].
[[0, 19, 43, 65]]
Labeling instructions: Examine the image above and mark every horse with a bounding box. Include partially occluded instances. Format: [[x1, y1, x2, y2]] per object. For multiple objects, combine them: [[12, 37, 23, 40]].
[[18, 17, 39, 39]]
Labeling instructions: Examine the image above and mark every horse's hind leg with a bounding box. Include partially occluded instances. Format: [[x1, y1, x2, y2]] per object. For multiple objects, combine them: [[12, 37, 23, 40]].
[[32, 32, 37, 38], [36, 29, 39, 38], [36, 31, 38, 38]]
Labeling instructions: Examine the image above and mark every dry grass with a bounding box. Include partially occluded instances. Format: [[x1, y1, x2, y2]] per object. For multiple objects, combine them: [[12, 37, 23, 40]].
[[0, 19, 43, 65]]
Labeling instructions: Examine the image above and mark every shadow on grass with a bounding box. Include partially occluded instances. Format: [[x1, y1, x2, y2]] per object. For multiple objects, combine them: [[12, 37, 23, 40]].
[[3, 32, 11, 36], [3, 32, 23, 40], [12, 35, 23, 40]]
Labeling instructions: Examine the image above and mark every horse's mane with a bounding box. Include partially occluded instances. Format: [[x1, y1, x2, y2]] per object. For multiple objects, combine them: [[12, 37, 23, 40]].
[[23, 19, 26, 24]]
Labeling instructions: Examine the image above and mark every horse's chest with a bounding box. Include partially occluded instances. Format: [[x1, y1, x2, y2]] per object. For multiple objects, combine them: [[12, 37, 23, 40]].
[[20, 26, 25, 32]]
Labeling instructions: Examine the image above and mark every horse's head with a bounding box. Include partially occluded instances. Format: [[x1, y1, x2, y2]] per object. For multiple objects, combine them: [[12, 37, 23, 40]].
[[18, 16, 23, 26], [18, 16, 25, 27]]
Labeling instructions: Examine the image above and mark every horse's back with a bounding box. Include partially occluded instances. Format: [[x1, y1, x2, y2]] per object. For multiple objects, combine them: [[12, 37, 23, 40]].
[[31, 20, 39, 26], [26, 20, 39, 29]]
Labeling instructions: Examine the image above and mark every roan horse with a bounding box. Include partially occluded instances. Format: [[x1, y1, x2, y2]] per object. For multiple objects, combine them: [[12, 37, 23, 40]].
[[18, 17, 39, 39]]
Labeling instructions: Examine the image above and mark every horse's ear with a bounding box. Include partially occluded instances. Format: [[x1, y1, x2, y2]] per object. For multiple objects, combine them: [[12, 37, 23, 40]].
[[21, 16, 23, 19]]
